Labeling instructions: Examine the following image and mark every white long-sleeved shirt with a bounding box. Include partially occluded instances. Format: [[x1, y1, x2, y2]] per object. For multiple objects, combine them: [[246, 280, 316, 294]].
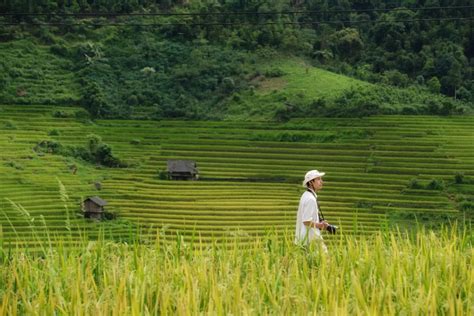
[[295, 190, 322, 244]]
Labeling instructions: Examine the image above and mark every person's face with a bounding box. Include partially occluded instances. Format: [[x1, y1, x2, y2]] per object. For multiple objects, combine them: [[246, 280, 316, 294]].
[[310, 177, 323, 191]]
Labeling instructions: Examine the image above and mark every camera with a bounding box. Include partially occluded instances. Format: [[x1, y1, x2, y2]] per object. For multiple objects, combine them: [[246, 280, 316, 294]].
[[326, 224, 337, 234]]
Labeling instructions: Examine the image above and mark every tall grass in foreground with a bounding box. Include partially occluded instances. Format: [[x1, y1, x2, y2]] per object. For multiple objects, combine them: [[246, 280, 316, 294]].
[[0, 228, 472, 315]]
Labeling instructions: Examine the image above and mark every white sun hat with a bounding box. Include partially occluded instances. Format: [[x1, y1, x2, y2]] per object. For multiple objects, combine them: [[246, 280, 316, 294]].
[[302, 170, 325, 187]]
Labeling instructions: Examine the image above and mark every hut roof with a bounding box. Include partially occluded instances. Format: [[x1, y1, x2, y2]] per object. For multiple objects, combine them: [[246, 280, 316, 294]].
[[84, 196, 108, 206], [167, 160, 198, 174]]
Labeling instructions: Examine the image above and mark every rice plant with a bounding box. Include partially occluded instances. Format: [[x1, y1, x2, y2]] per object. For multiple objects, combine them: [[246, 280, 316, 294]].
[[0, 226, 472, 315]]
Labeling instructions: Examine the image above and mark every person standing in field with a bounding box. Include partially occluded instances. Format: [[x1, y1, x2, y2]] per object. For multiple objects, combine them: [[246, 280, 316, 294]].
[[295, 170, 330, 250]]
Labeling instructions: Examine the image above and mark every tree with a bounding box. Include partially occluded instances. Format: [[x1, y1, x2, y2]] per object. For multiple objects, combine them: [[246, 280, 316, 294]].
[[329, 28, 364, 60], [81, 82, 109, 117], [87, 134, 102, 157], [422, 42, 467, 96], [427, 77, 441, 94], [382, 70, 409, 88]]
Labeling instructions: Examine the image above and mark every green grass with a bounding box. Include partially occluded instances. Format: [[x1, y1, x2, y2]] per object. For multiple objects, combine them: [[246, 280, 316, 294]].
[[257, 57, 370, 99]]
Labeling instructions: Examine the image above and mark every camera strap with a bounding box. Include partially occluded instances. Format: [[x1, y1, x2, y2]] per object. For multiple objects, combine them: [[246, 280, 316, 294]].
[[317, 200, 326, 222], [307, 189, 325, 222]]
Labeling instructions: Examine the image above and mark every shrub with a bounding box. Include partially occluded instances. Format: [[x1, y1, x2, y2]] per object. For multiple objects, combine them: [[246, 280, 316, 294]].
[[331, 93, 380, 117], [87, 134, 102, 155], [3, 120, 17, 129], [48, 129, 61, 136], [408, 178, 423, 189], [158, 170, 169, 180], [458, 201, 474, 213], [52, 110, 70, 118], [4, 161, 23, 170], [35, 134, 126, 168], [81, 82, 110, 117], [222, 77, 235, 92], [50, 44, 70, 57], [456, 86, 471, 101], [9, 68, 23, 78], [31, 69, 45, 80], [127, 95, 138, 106], [69, 146, 92, 161], [274, 103, 293, 122], [427, 77, 441, 94], [96, 143, 118, 166], [84, 134, 127, 167], [264, 68, 285, 78], [74, 109, 91, 121], [0, 73, 9, 90], [37, 27, 57, 44], [454, 172, 464, 184], [382, 70, 410, 88], [416, 75, 425, 85], [427, 179, 445, 190], [130, 139, 141, 145], [34, 140, 64, 154], [103, 212, 117, 220]]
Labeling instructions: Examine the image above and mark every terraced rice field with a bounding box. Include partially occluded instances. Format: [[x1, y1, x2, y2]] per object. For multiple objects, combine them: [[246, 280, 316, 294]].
[[0, 105, 473, 248], [0, 41, 81, 105]]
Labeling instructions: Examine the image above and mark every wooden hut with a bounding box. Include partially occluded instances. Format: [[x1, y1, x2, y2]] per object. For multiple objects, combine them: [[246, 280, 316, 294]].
[[167, 160, 199, 180], [83, 196, 108, 220]]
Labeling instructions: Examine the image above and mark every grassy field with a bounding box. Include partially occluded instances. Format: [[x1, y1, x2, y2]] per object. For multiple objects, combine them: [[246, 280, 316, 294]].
[[224, 57, 372, 120], [0, 228, 472, 315], [256, 58, 369, 98], [0, 105, 473, 249]]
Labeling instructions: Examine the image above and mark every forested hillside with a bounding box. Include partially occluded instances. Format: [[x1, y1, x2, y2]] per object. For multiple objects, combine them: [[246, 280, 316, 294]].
[[0, 0, 472, 120]]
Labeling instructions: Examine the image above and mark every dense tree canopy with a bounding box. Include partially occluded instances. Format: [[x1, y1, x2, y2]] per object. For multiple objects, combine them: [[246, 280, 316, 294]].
[[0, 0, 472, 119]]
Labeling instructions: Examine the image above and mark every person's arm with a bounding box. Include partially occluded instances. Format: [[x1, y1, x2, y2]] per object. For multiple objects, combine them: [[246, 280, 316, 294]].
[[303, 220, 329, 230]]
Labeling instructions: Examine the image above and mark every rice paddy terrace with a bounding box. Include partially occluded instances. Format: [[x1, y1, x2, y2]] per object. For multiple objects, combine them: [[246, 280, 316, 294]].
[[0, 105, 473, 248]]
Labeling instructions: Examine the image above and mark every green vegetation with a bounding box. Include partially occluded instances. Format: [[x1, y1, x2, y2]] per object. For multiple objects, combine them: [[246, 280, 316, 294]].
[[34, 133, 127, 167], [0, 105, 473, 248], [227, 58, 470, 120], [0, 1, 472, 120], [0, 1, 472, 310], [0, 229, 472, 314], [0, 40, 81, 105]]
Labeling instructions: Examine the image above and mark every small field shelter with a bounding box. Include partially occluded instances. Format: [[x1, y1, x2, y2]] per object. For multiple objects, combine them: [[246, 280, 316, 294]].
[[83, 196, 108, 219], [167, 160, 199, 180]]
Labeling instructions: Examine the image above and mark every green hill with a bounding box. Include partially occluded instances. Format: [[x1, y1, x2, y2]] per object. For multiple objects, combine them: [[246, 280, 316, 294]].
[[0, 0, 472, 120], [0, 40, 81, 105], [229, 55, 474, 120], [224, 57, 372, 120], [1, 105, 473, 248], [1, 28, 471, 121]]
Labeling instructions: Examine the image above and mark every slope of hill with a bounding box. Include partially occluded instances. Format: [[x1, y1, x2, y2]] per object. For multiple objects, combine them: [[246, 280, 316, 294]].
[[0, 32, 471, 120], [0, 40, 81, 105], [224, 57, 372, 120], [1, 105, 472, 248], [225, 57, 472, 120]]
